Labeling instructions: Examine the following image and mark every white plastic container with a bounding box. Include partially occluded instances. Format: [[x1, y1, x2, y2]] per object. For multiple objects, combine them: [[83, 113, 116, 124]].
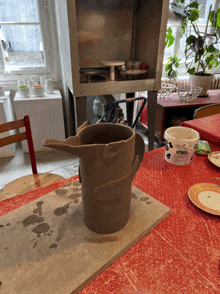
[[34, 85, 44, 97], [18, 86, 30, 98], [164, 126, 200, 166]]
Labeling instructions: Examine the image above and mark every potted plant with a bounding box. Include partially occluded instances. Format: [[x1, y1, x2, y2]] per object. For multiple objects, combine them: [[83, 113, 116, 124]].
[[165, 0, 220, 96]]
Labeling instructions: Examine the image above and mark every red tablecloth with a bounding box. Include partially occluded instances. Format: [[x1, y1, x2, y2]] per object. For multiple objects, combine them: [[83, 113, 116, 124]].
[[181, 113, 220, 147], [1, 144, 220, 293]]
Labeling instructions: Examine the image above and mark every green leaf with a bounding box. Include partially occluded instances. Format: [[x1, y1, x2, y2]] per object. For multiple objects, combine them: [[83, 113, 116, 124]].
[[165, 63, 172, 72], [207, 44, 216, 53], [168, 35, 174, 47], [168, 69, 177, 79], [188, 1, 199, 9], [187, 67, 196, 74], [217, 10, 220, 28], [209, 11, 215, 26], [205, 54, 214, 65], [186, 35, 196, 45], [167, 27, 172, 34], [165, 27, 174, 48], [189, 8, 199, 22]]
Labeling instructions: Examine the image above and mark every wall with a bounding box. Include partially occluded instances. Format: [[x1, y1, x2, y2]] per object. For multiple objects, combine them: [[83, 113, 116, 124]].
[[54, 0, 74, 137]]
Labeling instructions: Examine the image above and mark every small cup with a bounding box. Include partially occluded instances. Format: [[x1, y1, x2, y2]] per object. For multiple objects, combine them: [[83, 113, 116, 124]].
[[34, 85, 44, 97], [45, 79, 53, 94], [18, 86, 30, 98]]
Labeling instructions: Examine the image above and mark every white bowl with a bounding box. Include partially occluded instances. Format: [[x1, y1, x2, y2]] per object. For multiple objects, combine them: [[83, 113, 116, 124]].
[[177, 85, 202, 102], [158, 83, 176, 100]]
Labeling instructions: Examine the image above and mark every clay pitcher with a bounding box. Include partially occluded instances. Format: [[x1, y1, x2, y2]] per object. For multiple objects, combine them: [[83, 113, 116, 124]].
[[43, 121, 145, 234]]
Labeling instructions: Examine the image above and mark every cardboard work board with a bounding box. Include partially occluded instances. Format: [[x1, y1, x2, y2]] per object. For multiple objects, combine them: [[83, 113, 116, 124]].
[[0, 179, 170, 294]]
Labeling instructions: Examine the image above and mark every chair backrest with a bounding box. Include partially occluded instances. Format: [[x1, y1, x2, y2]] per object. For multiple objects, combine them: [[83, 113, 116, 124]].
[[193, 103, 220, 120], [0, 115, 37, 174]]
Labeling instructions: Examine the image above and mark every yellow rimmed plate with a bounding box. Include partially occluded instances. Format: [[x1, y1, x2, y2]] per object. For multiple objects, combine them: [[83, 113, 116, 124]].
[[208, 151, 220, 169], [188, 183, 220, 216]]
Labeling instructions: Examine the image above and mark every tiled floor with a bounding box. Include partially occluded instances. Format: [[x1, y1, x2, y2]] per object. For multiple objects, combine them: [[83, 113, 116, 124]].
[[0, 124, 160, 189]]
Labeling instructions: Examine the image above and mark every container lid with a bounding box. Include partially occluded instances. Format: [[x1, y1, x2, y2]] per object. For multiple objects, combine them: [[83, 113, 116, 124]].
[[165, 126, 200, 141]]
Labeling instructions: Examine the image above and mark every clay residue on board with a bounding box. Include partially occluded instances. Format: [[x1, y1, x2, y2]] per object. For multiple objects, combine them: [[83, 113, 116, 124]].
[[49, 243, 58, 249], [55, 188, 68, 196], [68, 192, 81, 200], [32, 223, 50, 238], [23, 215, 44, 227], [140, 197, 149, 201], [33, 201, 43, 215], [54, 203, 71, 216], [131, 192, 137, 199]]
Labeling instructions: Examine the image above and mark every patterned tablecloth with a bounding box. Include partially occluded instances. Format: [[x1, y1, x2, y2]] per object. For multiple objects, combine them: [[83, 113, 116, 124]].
[[181, 113, 220, 147], [1, 143, 220, 293]]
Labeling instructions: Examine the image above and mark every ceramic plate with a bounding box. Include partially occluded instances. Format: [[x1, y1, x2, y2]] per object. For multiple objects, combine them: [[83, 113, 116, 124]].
[[208, 151, 220, 169], [188, 183, 220, 215]]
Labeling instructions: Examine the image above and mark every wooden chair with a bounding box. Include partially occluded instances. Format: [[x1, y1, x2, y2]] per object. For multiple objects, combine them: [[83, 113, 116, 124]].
[[0, 115, 65, 200], [193, 103, 220, 119]]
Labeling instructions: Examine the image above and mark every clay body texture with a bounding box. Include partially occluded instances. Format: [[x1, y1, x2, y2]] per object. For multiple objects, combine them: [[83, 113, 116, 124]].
[[43, 121, 145, 233]]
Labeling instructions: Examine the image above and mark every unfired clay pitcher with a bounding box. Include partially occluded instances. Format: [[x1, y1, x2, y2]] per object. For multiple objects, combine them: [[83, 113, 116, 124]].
[[43, 121, 145, 234]]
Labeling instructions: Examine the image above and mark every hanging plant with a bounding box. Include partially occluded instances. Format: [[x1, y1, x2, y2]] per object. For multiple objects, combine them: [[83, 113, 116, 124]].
[[165, 0, 220, 78]]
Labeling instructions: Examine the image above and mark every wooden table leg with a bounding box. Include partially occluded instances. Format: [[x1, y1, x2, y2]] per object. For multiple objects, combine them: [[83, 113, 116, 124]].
[[147, 91, 158, 151], [126, 93, 135, 127], [74, 96, 87, 133]]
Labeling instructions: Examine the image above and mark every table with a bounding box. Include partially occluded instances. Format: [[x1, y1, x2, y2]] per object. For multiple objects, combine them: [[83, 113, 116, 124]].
[[0, 91, 16, 158], [1, 143, 220, 293], [181, 113, 220, 147], [140, 89, 220, 143], [13, 90, 66, 153]]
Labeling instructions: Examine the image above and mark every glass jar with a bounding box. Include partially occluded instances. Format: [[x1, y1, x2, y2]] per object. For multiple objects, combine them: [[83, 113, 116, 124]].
[[30, 75, 39, 86], [45, 79, 53, 94]]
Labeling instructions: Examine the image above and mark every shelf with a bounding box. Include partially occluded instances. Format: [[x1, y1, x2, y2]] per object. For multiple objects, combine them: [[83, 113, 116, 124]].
[[76, 78, 156, 97], [66, 0, 169, 97]]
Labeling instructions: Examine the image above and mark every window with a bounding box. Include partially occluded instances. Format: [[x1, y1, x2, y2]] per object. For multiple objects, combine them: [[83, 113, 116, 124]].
[[0, 0, 56, 78], [163, 0, 220, 77]]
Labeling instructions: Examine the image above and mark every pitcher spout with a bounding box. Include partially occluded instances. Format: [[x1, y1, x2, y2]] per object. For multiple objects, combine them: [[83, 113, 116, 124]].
[[43, 135, 86, 159]]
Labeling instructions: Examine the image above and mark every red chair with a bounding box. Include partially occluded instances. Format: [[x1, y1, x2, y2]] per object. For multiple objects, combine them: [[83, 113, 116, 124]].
[[0, 115, 64, 200]]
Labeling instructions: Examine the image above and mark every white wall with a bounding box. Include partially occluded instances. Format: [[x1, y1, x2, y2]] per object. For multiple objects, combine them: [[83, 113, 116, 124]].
[[54, 0, 74, 137], [54, 0, 73, 92]]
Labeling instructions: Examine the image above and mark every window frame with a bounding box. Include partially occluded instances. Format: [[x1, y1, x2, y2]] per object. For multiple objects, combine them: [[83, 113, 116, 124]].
[[0, 0, 55, 77]]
